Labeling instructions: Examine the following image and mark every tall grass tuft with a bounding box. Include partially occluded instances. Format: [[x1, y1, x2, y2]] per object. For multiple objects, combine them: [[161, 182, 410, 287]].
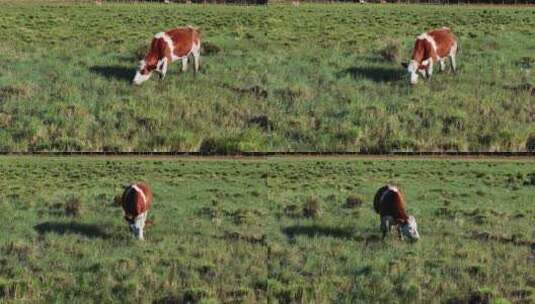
[[345, 194, 364, 208], [378, 38, 402, 64], [65, 196, 84, 217], [303, 196, 322, 218]]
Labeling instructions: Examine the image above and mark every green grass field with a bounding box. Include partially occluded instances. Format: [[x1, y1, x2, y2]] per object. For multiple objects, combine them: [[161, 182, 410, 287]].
[[1, 3, 534, 152], [1, 156, 534, 303]]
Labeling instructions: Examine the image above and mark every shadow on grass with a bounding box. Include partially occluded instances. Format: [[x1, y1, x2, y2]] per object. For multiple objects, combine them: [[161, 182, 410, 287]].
[[90, 65, 133, 82], [34, 221, 109, 239], [338, 66, 404, 82], [282, 224, 354, 240]]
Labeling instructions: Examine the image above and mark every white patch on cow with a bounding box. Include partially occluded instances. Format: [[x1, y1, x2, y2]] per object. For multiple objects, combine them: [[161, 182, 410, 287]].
[[130, 212, 147, 240], [418, 33, 438, 55], [154, 32, 166, 40], [450, 41, 458, 57], [439, 58, 446, 71], [138, 59, 146, 70], [182, 57, 188, 72], [133, 60, 151, 85], [132, 184, 147, 205], [191, 40, 201, 72], [157, 57, 168, 78], [407, 60, 419, 85], [156, 32, 180, 62], [387, 185, 399, 193], [407, 60, 418, 74], [418, 69, 427, 79], [401, 215, 420, 241], [449, 41, 458, 72], [379, 186, 398, 204], [133, 71, 151, 85]]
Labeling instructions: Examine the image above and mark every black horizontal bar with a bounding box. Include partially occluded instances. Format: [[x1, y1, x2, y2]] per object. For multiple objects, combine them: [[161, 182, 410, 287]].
[[0, 151, 534, 157]]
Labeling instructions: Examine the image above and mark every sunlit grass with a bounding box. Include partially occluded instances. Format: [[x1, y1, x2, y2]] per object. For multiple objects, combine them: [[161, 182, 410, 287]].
[[0, 156, 534, 302], [0, 3, 534, 152]]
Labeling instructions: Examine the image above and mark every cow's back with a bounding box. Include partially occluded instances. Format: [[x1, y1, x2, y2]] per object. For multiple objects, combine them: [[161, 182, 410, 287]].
[[373, 185, 390, 214], [428, 28, 456, 58], [136, 182, 153, 211], [166, 27, 200, 58], [373, 185, 408, 221], [122, 182, 152, 217]]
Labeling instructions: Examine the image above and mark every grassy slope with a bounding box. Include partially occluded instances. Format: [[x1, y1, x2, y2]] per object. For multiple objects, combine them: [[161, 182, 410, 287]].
[[0, 157, 534, 303], [0, 3, 534, 152]]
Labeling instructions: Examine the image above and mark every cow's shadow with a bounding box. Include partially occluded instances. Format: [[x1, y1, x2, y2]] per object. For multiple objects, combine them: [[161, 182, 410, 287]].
[[34, 221, 109, 239], [339, 66, 404, 83], [90, 65, 133, 82], [282, 224, 355, 240]]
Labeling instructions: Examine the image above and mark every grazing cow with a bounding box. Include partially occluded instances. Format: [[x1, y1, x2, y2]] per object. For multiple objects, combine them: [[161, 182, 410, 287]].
[[133, 26, 201, 85], [121, 182, 153, 240], [403, 27, 458, 85], [373, 185, 420, 241]]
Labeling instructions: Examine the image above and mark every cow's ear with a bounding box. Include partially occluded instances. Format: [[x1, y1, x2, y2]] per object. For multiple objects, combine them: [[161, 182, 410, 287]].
[[401, 61, 408, 69]]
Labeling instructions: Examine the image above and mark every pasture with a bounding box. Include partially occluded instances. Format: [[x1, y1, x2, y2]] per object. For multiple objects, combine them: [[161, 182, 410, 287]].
[[0, 156, 534, 303], [0, 3, 534, 152]]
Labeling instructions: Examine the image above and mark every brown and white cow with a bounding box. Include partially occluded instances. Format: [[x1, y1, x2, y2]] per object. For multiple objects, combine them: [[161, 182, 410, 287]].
[[133, 26, 201, 85], [120, 182, 153, 240], [404, 27, 458, 85], [373, 185, 420, 241]]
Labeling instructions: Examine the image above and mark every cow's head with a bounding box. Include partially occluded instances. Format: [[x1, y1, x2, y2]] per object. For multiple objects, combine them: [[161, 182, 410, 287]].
[[133, 57, 169, 85], [400, 215, 420, 241], [124, 214, 145, 240], [404, 60, 420, 85], [133, 59, 156, 85], [403, 59, 430, 85]]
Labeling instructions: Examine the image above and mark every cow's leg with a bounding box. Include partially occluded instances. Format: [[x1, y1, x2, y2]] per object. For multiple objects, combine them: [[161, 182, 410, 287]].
[[139, 213, 147, 240], [397, 225, 403, 240], [450, 54, 457, 73], [381, 219, 387, 239], [134, 212, 147, 240], [426, 61, 434, 79], [381, 216, 393, 239], [182, 57, 188, 72], [450, 42, 458, 73], [439, 59, 446, 72], [139, 212, 147, 240], [193, 49, 200, 74], [157, 58, 168, 80]]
